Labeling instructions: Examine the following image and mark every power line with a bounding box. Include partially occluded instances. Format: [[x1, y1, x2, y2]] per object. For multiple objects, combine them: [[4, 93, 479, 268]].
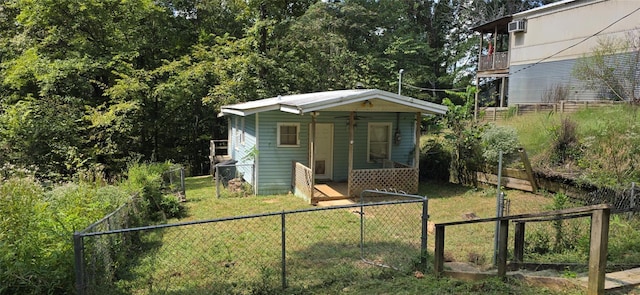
[[399, 5, 640, 94], [402, 83, 468, 93]]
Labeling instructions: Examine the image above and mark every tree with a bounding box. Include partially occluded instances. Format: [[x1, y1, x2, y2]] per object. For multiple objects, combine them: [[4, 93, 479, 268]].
[[573, 30, 640, 102], [441, 86, 485, 184]]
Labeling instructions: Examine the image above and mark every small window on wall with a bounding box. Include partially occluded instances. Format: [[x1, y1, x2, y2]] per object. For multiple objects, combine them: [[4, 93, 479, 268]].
[[240, 117, 245, 145], [368, 123, 391, 162], [277, 123, 299, 147]]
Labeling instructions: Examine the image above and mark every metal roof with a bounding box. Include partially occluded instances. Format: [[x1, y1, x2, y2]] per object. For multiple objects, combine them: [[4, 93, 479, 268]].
[[219, 89, 448, 117]]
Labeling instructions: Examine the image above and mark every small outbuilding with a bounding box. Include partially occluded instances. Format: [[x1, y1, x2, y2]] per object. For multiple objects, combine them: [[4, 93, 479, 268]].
[[218, 89, 447, 203]]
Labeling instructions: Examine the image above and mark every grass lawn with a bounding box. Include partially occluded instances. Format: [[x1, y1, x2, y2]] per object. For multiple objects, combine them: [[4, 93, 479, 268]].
[[124, 176, 580, 295]]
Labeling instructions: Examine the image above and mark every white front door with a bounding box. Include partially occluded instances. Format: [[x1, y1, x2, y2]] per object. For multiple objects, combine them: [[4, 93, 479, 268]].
[[313, 123, 333, 180]]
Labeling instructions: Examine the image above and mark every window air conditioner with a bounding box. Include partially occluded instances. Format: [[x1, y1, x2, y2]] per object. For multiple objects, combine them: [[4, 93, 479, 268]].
[[508, 20, 526, 33]]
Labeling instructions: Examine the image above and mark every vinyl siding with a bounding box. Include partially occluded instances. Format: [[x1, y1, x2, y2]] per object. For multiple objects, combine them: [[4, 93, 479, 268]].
[[231, 111, 419, 195], [256, 111, 311, 195], [509, 51, 639, 104], [229, 115, 257, 185], [509, 59, 597, 104]]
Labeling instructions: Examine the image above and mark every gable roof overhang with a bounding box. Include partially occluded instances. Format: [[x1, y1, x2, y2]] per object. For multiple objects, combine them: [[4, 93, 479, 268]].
[[219, 89, 448, 117], [471, 16, 513, 34]]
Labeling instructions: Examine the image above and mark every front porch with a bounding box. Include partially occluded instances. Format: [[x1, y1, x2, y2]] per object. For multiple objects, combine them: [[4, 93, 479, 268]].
[[292, 161, 419, 204]]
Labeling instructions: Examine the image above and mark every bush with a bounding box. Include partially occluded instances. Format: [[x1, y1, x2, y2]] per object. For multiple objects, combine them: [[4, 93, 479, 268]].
[[122, 162, 185, 221], [480, 124, 520, 166], [0, 178, 130, 295], [549, 118, 582, 165], [160, 195, 186, 218], [419, 136, 451, 181]]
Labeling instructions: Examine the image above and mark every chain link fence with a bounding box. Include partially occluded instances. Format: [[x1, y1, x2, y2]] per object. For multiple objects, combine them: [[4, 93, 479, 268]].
[[74, 192, 428, 294], [73, 196, 147, 295], [162, 166, 186, 201], [582, 182, 640, 214]]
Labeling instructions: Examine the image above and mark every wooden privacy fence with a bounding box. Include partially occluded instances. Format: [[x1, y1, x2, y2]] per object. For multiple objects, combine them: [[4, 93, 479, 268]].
[[434, 204, 611, 295]]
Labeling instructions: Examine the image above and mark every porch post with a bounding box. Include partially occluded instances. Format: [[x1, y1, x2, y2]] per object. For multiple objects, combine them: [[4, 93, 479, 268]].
[[310, 112, 317, 195], [348, 111, 355, 196], [414, 112, 420, 168], [500, 77, 506, 108], [475, 33, 482, 121], [474, 76, 479, 121]]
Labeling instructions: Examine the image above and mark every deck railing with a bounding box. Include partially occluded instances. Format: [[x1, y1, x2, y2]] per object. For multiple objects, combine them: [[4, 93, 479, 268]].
[[434, 204, 611, 295], [479, 51, 509, 71], [292, 161, 313, 202], [349, 162, 418, 197]]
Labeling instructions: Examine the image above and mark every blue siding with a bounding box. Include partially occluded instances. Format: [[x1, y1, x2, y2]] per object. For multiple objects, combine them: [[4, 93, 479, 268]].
[[230, 111, 418, 195], [348, 112, 416, 170], [256, 112, 311, 195], [229, 115, 257, 185]]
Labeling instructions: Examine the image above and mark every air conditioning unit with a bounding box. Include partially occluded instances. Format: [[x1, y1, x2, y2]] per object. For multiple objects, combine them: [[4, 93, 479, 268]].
[[508, 19, 526, 33]]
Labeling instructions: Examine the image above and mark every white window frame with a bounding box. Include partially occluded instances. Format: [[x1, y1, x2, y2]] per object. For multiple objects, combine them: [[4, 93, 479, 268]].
[[234, 117, 239, 150], [277, 122, 300, 147], [367, 122, 391, 162], [240, 117, 245, 145]]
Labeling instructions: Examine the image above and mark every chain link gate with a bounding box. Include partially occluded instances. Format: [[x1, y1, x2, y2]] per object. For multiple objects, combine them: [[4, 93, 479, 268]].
[[358, 189, 429, 271]]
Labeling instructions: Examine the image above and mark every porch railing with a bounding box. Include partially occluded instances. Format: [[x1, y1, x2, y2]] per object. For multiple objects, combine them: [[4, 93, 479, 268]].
[[349, 162, 418, 197], [479, 51, 509, 71], [292, 161, 313, 202]]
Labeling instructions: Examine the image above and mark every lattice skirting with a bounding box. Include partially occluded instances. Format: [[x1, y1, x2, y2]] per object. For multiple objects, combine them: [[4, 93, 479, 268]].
[[349, 168, 419, 197], [293, 162, 313, 201]]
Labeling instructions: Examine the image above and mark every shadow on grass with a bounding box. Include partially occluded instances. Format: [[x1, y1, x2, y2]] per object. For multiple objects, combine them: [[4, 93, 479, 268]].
[[283, 240, 426, 292], [418, 180, 477, 199], [184, 175, 214, 192]]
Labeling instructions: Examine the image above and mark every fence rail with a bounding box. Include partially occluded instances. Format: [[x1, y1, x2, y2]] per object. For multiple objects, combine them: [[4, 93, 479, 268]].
[[480, 100, 625, 122], [74, 191, 428, 294]]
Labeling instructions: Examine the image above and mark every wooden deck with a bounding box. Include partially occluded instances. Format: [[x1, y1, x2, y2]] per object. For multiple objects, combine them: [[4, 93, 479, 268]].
[[578, 267, 640, 291], [312, 182, 350, 204]]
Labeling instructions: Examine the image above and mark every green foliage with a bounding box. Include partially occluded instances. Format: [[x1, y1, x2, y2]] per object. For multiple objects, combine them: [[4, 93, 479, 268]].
[[548, 118, 582, 165], [159, 195, 186, 219], [122, 162, 184, 221], [440, 86, 485, 185], [505, 105, 640, 187], [607, 215, 640, 264], [0, 177, 130, 295], [419, 136, 451, 182], [0, 0, 505, 180], [480, 124, 520, 166], [547, 193, 582, 253]]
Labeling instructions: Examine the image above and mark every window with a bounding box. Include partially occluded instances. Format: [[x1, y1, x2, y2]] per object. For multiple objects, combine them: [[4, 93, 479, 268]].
[[368, 123, 391, 162], [233, 117, 245, 148], [277, 123, 299, 147], [240, 117, 245, 145]]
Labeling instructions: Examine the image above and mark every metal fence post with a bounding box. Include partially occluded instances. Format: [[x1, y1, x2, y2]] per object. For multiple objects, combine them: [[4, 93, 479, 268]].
[[493, 151, 503, 265], [180, 167, 185, 196], [631, 182, 636, 209], [73, 232, 85, 295], [281, 212, 287, 290], [360, 193, 365, 260], [420, 198, 428, 268], [215, 165, 220, 198]]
